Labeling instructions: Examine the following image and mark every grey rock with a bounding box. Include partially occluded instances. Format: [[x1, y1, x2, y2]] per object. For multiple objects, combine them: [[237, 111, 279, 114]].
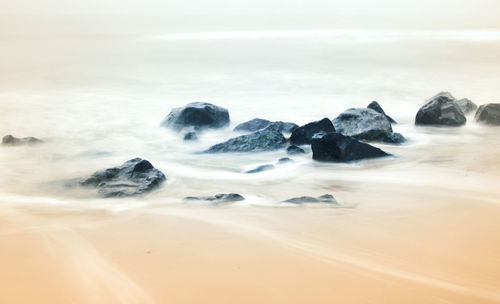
[[184, 193, 245, 203], [283, 194, 338, 204], [183, 132, 198, 141], [277, 157, 294, 164], [286, 145, 306, 155], [160, 102, 229, 131], [382, 132, 406, 144], [234, 118, 298, 133], [475, 103, 500, 125], [79, 158, 166, 198], [415, 95, 466, 126], [456, 98, 478, 114], [290, 118, 335, 145], [204, 124, 286, 153], [2, 135, 43, 146], [367, 101, 397, 124], [245, 164, 275, 174], [332, 108, 393, 141], [312, 132, 390, 162]]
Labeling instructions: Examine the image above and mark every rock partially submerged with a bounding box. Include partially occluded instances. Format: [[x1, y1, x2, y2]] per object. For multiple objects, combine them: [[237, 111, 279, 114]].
[[277, 157, 294, 164], [160, 102, 230, 131], [367, 101, 397, 124], [290, 118, 335, 145], [475, 103, 500, 125], [312, 132, 390, 162], [2, 135, 43, 146], [184, 193, 244, 203], [245, 164, 275, 174], [415, 95, 466, 126], [283, 194, 338, 204], [286, 145, 306, 155], [382, 132, 406, 144], [234, 118, 298, 133], [332, 108, 393, 141], [204, 124, 286, 153], [456, 98, 478, 114], [183, 132, 198, 141], [79, 158, 166, 198]]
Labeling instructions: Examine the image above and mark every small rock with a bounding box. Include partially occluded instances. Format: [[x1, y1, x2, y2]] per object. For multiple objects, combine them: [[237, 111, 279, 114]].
[[160, 102, 230, 131], [290, 118, 335, 145], [234, 118, 298, 133], [456, 98, 478, 114], [367, 101, 397, 124], [382, 132, 406, 144], [475, 103, 500, 125], [245, 164, 275, 174], [2, 135, 43, 146], [184, 193, 245, 203], [283, 194, 338, 204], [183, 132, 198, 141], [286, 145, 306, 155], [332, 108, 392, 141], [312, 132, 390, 162], [415, 95, 466, 126], [277, 157, 294, 164], [204, 124, 286, 153]]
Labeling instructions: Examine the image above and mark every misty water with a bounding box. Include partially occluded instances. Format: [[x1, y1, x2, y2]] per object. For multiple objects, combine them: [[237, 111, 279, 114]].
[[2, 24, 500, 211]]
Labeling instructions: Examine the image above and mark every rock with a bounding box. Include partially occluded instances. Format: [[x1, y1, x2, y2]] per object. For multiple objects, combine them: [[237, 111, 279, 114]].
[[415, 95, 466, 126], [427, 91, 456, 102], [283, 194, 338, 204], [455, 98, 478, 114], [290, 118, 335, 145], [184, 193, 245, 203], [234, 118, 298, 133], [160, 102, 229, 131], [475, 103, 500, 125], [332, 108, 393, 141], [204, 124, 286, 153], [277, 157, 294, 164], [2, 135, 43, 146], [245, 164, 275, 174], [311, 132, 390, 162], [286, 145, 306, 155], [183, 132, 198, 141], [79, 158, 166, 198], [382, 132, 406, 144], [367, 101, 397, 124]]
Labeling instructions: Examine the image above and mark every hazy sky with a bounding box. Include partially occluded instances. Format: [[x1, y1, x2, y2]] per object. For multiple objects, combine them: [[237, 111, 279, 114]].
[[2, 0, 500, 16]]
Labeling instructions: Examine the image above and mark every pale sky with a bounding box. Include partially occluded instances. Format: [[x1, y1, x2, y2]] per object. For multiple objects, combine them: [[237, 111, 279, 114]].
[[1, 0, 500, 17]]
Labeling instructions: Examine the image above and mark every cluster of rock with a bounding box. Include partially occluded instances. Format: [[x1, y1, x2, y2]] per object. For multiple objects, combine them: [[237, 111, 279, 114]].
[[2, 135, 43, 146]]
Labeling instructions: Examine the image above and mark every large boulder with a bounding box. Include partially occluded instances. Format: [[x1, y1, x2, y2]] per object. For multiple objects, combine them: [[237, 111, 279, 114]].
[[79, 158, 166, 198], [290, 118, 335, 145], [367, 101, 397, 124], [204, 124, 286, 153], [311, 132, 390, 162], [2, 135, 43, 146], [234, 118, 298, 133], [475, 103, 500, 125], [332, 108, 392, 141], [456, 98, 478, 114], [160, 102, 229, 131], [415, 96, 466, 126]]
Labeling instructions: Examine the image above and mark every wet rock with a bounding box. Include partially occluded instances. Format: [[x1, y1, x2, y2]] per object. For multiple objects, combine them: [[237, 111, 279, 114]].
[[184, 193, 245, 203], [283, 194, 338, 204], [234, 118, 298, 133], [382, 132, 406, 144], [427, 91, 456, 102], [456, 98, 478, 115], [245, 164, 275, 174], [286, 145, 306, 155], [367, 101, 397, 124], [183, 131, 198, 141], [475, 103, 500, 125], [79, 158, 166, 198], [332, 108, 392, 141], [2, 135, 43, 146], [290, 118, 335, 145], [311, 132, 390, 162], [277, 157, 294, 164], [160, 102, 229, 131], [204, 124, 286, 153], [415, 95, 466, 126]]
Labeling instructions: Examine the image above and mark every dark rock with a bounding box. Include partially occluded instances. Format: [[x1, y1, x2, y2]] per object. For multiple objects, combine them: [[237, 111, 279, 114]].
[[234, 118, 298, 133], [475, 103, 500, 125], [312, 132, 390, 162], [2, 135, 43, 146], [183, 132, 198, 141], [332, 108, 392, 141], [290, 118, 335, 145], [79, 158, 166, 198], [286, 145, 306, 155], [277, 157, 294, 164], [415, 95, 466, 126], [367, 101, 397, 124], [283, 194, 338, 204], [184, 193, 245, 203], [382, 132, 406, 144], [456, 98, 478, 114], [245, 164, 275, 174], [160, 102, 229, 131], [427, 91, 456, 102], [204, 124, 286, 153]]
